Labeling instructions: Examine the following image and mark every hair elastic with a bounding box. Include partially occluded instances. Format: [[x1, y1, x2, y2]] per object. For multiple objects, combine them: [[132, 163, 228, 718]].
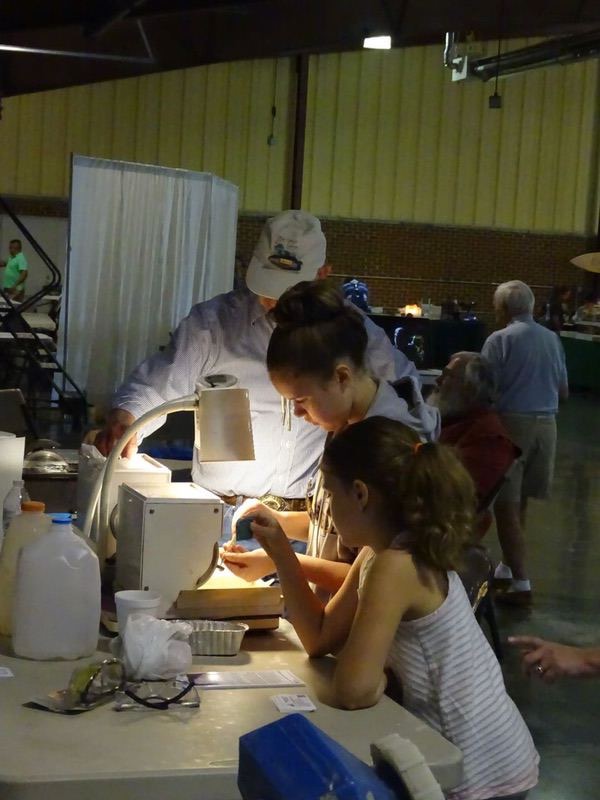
[[413, 442, 424, 455]]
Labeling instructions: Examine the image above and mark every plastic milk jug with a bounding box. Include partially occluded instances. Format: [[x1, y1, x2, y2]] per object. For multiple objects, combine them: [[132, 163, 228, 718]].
[[0, 501, 49, 636], [12, 515, 101, 660], [2, 479, 30, 538]]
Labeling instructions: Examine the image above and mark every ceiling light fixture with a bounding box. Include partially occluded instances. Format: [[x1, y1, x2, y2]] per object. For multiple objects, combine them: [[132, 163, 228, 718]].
[[363, 35, 392, 50]]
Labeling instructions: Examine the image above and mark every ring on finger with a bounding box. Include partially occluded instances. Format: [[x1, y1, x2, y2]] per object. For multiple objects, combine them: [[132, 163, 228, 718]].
[[536, 663, 544, 675]]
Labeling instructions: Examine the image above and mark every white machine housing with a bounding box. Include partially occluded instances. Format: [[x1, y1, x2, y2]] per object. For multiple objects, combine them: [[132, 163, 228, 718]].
[[77, 452, 172, 560], [115, 482, 223, 615]]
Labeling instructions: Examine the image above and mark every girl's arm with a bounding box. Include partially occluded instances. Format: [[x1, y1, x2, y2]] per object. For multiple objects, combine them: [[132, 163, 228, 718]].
[[222, 549, 351, 594], [296, 554, 351, 593], [252, 514, 366, 657], [333, 550, 414, 710], [279, 510, 310, 541]]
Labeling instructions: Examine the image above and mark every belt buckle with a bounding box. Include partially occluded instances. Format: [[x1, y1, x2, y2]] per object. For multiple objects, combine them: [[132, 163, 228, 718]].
[[260, 494, 287, 513]]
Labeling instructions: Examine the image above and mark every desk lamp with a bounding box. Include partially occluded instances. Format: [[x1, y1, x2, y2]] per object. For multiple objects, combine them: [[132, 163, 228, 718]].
[[82, 376, 254, 568]]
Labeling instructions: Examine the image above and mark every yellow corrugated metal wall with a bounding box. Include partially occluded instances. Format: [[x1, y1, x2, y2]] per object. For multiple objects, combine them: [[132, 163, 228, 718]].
[[0, 58, 292, 212], [303, 43, 600, 234], [0, 44, 598, 233]]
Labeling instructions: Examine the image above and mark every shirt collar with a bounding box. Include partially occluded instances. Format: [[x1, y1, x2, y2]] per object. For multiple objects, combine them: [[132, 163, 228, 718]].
[[510, 312, 534, 324], [249, 292, 272, 326]]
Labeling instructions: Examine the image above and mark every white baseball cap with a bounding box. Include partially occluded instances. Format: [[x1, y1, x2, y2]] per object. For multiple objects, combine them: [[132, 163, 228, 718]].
[[245, 210, 327, 299]]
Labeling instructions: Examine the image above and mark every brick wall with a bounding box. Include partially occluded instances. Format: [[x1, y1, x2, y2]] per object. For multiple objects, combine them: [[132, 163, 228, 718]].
[[4, 196, 596, 325], [237, 214, 597, 324]]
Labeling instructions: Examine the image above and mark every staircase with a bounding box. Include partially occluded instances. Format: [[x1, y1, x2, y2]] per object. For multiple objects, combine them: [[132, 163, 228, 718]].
[[0, 196, 88, 428]]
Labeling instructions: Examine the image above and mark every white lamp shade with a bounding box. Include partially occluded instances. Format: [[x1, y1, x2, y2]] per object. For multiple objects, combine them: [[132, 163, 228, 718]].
[[194, 387, 255, 462]]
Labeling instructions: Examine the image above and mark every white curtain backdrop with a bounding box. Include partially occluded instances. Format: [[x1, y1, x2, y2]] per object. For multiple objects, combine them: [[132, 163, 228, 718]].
[[63, 156, 238, 410]]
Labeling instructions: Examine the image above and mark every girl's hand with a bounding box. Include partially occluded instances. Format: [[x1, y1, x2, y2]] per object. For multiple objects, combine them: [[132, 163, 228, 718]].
[[231, 500, 280, 539], [251, 514, 291, 560], [221, 549, 276, 582], [221, 542, 248, 556]]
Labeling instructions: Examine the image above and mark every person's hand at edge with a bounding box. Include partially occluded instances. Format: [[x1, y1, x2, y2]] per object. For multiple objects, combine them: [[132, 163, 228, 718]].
[[93, 408, 138, 458], [509, 636, 600, 682]]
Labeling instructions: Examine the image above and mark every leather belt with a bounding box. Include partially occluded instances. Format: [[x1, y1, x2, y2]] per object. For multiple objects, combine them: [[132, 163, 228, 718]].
[[220, 494, 306, 512]]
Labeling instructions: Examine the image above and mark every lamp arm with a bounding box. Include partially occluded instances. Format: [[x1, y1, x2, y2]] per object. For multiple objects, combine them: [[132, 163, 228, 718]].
[[81, 395, 198, 551]]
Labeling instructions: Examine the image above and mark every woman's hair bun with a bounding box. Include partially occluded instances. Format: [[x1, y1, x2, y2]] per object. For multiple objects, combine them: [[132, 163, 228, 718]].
[[272, 281, 352, 329], [267, 279, 368, 379]]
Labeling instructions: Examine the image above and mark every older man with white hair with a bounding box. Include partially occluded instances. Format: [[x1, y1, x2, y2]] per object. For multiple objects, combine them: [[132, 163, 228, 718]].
[[431, 351, 518, 506], [482, 280, 569, 606]]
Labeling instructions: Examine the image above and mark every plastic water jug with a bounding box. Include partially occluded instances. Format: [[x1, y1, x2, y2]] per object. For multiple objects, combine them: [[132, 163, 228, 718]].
[[12, 515, 101, 660], [2, 479, 30, 538], [0, 501, 49, 636]]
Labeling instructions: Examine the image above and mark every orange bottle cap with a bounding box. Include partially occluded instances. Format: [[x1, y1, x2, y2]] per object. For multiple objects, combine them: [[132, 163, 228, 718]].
[[21, 500, 46, 512]]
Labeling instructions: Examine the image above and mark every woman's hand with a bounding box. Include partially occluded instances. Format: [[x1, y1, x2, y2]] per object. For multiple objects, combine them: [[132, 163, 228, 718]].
[[509, 636, 600, 681], [221, 548, 276, 582], [221, 541, 248, 554]]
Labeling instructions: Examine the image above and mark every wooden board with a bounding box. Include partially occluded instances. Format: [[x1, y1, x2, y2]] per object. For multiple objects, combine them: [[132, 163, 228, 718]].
[[175, 589, 283, 618], [176, 569, 284, 619], [240, 617, 280, 631], [102, 609, 280, 633]]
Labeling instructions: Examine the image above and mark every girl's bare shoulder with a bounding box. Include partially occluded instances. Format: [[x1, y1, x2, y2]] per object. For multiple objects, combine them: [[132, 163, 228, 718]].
[[363, 547, 417, 583]]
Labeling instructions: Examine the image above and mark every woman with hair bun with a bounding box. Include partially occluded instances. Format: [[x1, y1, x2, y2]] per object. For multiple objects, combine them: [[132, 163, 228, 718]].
[[246, 416, 539, 800], [268, 280, 438, 436], [223, 280, 439, 598]]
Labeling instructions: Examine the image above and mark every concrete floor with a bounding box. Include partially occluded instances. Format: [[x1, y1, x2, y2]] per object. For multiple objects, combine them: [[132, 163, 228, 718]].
[[36, 394, 599, 797], [486, 393, 600, 800]]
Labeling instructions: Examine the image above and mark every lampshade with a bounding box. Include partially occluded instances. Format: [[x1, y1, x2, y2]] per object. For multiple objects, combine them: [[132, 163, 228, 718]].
[[194, 385, 255, 462], [570, 252, 600, 274]]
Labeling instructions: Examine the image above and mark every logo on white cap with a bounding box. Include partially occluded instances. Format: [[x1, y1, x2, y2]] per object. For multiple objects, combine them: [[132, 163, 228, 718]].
[[267, 244, 303, 272]]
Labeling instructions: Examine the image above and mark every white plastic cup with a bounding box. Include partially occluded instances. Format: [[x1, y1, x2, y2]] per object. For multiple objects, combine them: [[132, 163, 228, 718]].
[[115, 590, 161, 634]]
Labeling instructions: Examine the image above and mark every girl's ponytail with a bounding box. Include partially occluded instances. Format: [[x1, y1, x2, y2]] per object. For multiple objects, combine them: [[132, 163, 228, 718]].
[[323, 417, 475, 571], [399, 441, 475, 571]]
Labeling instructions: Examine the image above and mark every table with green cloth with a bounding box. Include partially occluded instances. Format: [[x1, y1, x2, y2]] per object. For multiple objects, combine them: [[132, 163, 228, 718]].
[[560, 330, 600, 392]]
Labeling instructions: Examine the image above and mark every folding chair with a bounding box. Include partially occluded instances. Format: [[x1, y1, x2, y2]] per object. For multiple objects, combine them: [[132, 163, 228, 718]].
[[459, 544, 503, 661]]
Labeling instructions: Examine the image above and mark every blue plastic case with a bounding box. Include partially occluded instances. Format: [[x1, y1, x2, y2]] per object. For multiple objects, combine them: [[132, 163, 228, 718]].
[[238, 713, 398, 800]]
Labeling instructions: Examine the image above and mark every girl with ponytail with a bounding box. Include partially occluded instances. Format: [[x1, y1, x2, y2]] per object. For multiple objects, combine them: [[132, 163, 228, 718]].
[[247, 416, 539, 800]]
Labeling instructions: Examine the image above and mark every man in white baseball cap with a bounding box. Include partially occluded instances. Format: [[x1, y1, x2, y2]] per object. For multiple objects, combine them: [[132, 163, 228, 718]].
[[246, 210, 327, 301], [95, 209, 418, 540]]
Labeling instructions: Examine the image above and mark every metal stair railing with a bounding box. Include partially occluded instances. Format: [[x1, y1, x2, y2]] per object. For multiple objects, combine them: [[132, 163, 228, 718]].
[[0, 196, 62, 314], [0, 196, 87, 426]]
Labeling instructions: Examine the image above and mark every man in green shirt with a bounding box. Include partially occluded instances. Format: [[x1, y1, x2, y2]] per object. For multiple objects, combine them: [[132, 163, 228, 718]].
[[0, 239, 29, 300]]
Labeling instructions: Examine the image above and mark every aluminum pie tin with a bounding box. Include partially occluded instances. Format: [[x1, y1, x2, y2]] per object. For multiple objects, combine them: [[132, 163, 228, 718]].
[[176, 619, 249, 656]]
